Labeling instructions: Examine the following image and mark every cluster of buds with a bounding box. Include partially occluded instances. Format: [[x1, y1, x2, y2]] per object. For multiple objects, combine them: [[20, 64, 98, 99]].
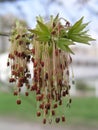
[[7, 22, 31, 104]]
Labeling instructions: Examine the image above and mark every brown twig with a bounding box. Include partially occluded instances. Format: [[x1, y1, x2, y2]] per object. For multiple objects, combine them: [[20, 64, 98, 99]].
[[0, 32, 34, 39], [0, 32, 10, 37]]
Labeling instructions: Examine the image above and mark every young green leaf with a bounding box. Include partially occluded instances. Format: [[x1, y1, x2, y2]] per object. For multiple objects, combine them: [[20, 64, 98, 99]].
[[57, 42, 74, 54], [37, 20, 50, 35], [57, 38, 74, 46], [56, 38, 74, 54], [29, 29, 51, 42], [29, 29, 43, 35], [68, 17, 84, 35], [37, 35, 50, 42], [67, 17, 95, 44], [69, 34, 94, 44]]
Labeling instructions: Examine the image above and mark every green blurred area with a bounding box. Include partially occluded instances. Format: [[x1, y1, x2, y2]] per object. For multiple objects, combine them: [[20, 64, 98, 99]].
[[0, 90, 98, 127]]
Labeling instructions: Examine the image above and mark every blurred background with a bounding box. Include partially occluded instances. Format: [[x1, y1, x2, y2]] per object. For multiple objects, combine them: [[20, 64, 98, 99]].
[[0, 0, 98, 130]]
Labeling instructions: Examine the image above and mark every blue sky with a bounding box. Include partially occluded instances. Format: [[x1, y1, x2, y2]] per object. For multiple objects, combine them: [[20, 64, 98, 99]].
[[0, 0, 98, 40]]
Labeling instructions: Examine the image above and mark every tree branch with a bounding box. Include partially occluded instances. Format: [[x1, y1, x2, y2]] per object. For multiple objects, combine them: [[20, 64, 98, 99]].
[[0, 32, 10, 37]]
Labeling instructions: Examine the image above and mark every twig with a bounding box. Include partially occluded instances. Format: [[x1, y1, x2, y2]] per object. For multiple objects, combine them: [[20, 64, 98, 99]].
[[0, 32, 34, 39], [0, 32, 10, 37]]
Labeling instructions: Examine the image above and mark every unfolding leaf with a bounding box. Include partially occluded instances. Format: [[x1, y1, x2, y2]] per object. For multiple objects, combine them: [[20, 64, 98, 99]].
[[56, 38, 74, 54], [29, 29, 42, 35], [57, 38, 74, 46], [70, 34, 94, 44], [29, 29, 51, 42], [37, 20, 50, 35], [67, 17, 95, 45], [68, 17, 84, 35], [57, 42, 74, 54], [37, 35, 50, 42]]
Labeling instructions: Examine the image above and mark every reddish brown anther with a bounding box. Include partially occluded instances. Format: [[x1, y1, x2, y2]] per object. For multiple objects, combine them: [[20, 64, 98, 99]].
[[45, 72, 48, 80], [51, 31, 56, 35], [53, 103, 58, 109], [62, 116, 65, 122], [32, 48, 35, 55], [34, 61, 37, 68], [16, 99, 21, 105], [36, 95, 42, 101], [19, 40, 23, 45], [7, 61, 10, 66], [31, 57, 35, 63], [55, 117, 60, 123], [51, 110, 55, 116], [36, 89, 40, 95], [62, 91, 66, 97], [13, 91, 18, 96], [40, 61, 44, 67], [43, 118, 46, 124], [59, 100, 62, 105], [9, 78, 16, 83], [59, 79, 62, 86], [45, 103, 50, 110], [69, 98, 72, 103], [37, 111, 41, 117], [15, 35, 20, 40], [25, 92, 29, 96], [55, 49, 58, 56], [39, 103, 44, 109]]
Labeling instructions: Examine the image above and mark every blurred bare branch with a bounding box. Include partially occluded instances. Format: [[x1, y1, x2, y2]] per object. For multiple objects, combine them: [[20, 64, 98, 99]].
[[76, 0, 90, 5]]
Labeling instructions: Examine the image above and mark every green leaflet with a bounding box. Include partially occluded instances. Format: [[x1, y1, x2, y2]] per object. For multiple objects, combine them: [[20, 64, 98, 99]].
[[37, 20, 50, 35], [57, 38, 74, 46], [56, 38, 74, 54], [36, 15, 44, 23], [69, 22, 89, 35], [29, 20, 51, 42], [37, 35, 50, 42], [69, 34, 94, 44], [59, 29, 68, 38], [57, 42, 74, 54], [68, 17, 84, 35], [67, 17, 95, 44], [29, 29, 50, 42], [29, 29, 43, 35]]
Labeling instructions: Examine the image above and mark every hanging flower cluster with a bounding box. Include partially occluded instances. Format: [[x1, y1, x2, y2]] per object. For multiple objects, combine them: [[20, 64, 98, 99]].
[[7, 14, 94, 124], [7, 22, 31, 104]]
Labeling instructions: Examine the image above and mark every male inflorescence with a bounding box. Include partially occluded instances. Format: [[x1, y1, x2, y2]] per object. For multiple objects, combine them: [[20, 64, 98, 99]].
[[7, 18, 73, 124]]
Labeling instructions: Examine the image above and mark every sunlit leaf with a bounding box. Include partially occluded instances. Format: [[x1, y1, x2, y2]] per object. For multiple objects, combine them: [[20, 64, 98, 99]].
[[70, 34, 94, 44], [67, 17, 95, 45], [37, 35, 50, 42], [56, 38, 74, 54], [57, 42, 74, 54], [57, 38, 75, 46], [68, 17, 84, 35], [37, 20, 50, 35], [29, 29, 42, 35]]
